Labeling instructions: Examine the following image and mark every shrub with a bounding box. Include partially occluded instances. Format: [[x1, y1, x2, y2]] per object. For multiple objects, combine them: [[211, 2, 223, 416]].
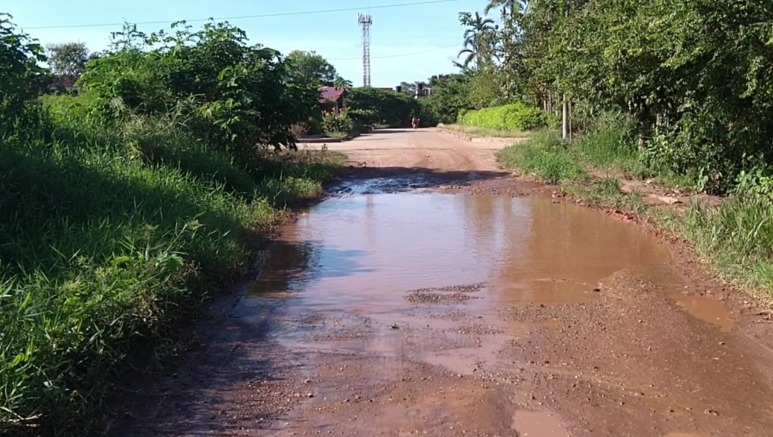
[[348, 108, 379, 127], [346, 87, 421, 127], [458, 102, 549, 131], [321, 110, 353, 137]]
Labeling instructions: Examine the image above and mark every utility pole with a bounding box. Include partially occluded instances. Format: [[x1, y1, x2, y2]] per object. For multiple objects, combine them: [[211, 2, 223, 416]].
[[562, 95, 569, 140]]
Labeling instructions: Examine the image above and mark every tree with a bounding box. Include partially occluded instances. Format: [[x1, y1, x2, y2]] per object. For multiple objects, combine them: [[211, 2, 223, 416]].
[[286, 50, 338, 87], [422, 73, 473, 124], [45, 42, 89, 77], [346, 87, 421, 127], [0, 13, 47, 134], [80, 20, 319, 152], [333, 76, 353, 92], [456, 12, 497, 69]]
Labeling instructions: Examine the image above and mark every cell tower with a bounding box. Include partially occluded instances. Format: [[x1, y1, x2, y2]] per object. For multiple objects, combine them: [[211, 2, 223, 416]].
[[358, 13, 373, 87]]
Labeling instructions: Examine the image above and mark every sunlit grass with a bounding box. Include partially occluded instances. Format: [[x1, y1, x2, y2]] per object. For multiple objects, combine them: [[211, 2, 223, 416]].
[[0, 109, 341, 434]]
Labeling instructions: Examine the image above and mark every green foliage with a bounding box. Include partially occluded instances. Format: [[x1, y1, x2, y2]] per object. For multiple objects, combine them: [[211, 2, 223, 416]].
[[421, 74, 472, 124], [347, 108, 379, 127], [573, 111, 647, 177], [321, 110, 354, 137], [286, 50, 338, 86], [458, 102, 549, 131], [452, 0, 773, 193], [683, 197, 773, 294], [45, 42, 89, 77], [78, 21, 316, 154], [0, 104, 340, 433], [0, 14, 48, 136], [346, 87, 421, 128], [498, 131, 584, 183], [517, 0, 773, 194], [0, 16, 343, 433], [734, 168, 773, 203]]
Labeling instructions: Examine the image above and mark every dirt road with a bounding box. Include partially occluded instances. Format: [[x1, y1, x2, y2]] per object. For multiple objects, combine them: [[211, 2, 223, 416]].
[[311, 128, 514, 172], [116, 129, 773, 437]]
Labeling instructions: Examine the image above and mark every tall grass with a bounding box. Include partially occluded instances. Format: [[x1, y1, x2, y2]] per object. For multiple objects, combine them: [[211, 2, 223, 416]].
[[497, 130, 584, 184], [0, 99, 342, 434], [571, 112, 646, 177], [682, 197, 773, 298]]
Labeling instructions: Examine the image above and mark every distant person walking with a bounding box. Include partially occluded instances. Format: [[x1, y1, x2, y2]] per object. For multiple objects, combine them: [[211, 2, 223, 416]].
[[411, 116, 420, 129]]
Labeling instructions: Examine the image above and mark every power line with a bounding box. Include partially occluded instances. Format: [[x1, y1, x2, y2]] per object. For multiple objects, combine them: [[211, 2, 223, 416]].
[[23, 0, 460, 30], [328, 44, 459, 61]]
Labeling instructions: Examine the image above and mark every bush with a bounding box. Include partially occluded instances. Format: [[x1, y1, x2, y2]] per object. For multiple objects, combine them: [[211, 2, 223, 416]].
[[346, 87, 421, 127], [458, 102, 549, 131], [347, 108, 379, 127], [321, 110, 354, 137], [78, 21, 317, 154]]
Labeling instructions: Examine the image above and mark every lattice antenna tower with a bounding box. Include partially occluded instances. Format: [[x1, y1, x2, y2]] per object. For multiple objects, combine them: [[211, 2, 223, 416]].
[[358, 12, 373, 87]]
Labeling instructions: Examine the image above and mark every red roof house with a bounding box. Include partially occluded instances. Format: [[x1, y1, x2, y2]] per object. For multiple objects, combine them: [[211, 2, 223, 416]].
[[319, 86, 345, 113]]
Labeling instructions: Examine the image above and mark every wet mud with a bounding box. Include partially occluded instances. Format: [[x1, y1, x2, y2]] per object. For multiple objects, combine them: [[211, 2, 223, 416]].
[[116, 131, 773, 437]]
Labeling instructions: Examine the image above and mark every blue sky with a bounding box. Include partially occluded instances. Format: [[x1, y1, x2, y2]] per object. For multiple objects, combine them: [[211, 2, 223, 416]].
[[5, 0, 487, 87]]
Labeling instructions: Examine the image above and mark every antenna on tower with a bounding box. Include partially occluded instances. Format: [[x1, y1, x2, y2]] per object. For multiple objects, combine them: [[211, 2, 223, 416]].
[[358, 12, 372, 87]]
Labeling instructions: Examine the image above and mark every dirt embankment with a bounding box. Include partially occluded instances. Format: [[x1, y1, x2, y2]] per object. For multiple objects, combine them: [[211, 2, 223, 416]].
[[114, 128, 773, 437]]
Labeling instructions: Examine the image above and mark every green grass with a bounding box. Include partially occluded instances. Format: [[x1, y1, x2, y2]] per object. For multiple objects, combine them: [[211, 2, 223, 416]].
[[680, 197, 773, 300], [497, 130, 584, 184], [0, 105, 342, 434], [571, 113, 646, 177]]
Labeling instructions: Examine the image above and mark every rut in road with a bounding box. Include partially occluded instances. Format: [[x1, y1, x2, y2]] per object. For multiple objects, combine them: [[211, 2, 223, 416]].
[[116, 129, 773, 437]]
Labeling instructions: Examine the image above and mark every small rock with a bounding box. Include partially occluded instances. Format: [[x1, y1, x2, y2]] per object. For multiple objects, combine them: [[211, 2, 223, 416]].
[[705, 409, 720, 416]]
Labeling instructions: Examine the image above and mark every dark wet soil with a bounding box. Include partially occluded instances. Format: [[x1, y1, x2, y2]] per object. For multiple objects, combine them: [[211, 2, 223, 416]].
[[114, 138, 773, 437]]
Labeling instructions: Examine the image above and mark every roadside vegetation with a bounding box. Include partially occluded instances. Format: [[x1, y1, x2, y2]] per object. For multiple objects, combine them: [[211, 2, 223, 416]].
[[0, 16, 343, 434], [427, 0, 773, 302], [498, 115, 773, 300]]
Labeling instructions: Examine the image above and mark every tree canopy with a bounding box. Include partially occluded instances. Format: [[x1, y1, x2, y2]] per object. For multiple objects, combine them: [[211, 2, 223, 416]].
[[286, 50, 339, 87], [45, 42, 89, 77]]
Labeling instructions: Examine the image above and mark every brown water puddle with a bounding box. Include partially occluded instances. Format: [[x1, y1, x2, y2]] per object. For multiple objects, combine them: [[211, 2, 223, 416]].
[[512, 410, 569, 437], [248, 191, 672, 372], [672, 294, 735, 332], [251, 193, 670, 308]]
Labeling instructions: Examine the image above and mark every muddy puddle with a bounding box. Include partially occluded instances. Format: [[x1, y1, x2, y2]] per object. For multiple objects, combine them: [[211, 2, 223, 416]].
[[249, 185, 673, 371]]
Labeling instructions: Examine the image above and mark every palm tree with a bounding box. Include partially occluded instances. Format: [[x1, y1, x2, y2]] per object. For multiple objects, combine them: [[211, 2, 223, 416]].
[[333, 76, 353, 93], [484, 0, 530, 18], [332, 76, 353, 112], [456, 12, 496, 69]]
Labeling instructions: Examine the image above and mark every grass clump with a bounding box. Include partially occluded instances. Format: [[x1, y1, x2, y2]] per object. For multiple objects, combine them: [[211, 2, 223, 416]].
[[498, 131, 584, 184], [681, 197, 773, 297]]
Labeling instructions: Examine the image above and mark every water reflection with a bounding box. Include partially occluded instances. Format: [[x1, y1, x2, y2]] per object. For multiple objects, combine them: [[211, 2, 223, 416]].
[[249, 192, 671, 310]]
